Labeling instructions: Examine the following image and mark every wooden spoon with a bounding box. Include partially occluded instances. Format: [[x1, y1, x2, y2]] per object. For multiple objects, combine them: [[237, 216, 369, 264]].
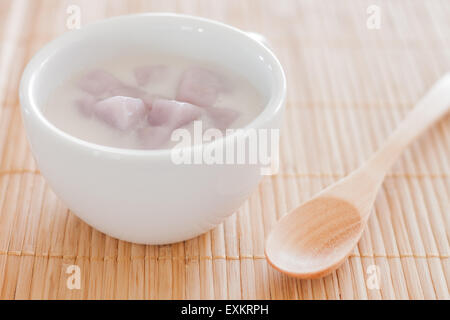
[[265, 74, 450, 279]]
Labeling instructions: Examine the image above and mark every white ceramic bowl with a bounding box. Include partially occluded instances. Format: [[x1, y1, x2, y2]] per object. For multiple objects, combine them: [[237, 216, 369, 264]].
[[20, 13, 286, 244]]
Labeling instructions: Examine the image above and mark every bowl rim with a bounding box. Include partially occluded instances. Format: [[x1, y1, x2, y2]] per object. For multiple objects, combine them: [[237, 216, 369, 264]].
[[19, 13, 286, 157]]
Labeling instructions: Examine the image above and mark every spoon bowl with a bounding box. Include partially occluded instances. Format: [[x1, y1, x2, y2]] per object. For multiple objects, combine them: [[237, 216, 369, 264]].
[[266, 197, 363, 278]]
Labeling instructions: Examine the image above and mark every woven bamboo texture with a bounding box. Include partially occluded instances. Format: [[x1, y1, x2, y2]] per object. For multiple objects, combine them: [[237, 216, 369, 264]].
[[0, 0, 449, 300]]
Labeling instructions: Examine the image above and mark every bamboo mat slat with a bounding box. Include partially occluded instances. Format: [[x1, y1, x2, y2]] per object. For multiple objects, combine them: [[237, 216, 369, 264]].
[[0, 0, 449, 300]]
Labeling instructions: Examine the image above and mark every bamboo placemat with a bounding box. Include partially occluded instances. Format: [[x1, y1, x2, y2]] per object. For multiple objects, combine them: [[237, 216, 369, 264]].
[[0, 0, 449, 300]]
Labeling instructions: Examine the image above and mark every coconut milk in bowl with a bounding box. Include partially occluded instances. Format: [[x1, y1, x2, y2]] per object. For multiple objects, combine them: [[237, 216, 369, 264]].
[[44, 53, 264, 150]]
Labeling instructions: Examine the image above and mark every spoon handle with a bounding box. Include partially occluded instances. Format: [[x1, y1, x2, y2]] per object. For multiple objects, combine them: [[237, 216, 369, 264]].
[[366, 73, 450, 181]]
